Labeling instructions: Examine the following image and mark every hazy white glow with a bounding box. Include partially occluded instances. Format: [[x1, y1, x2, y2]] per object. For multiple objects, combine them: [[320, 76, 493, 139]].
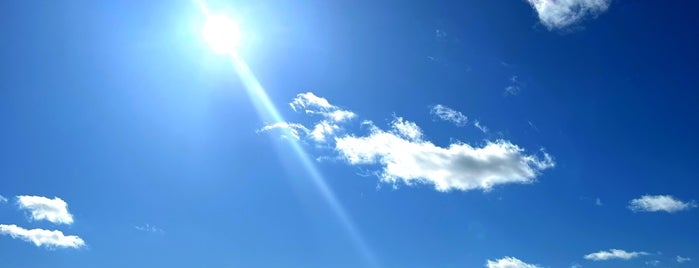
[[202, 15, 241, 54]]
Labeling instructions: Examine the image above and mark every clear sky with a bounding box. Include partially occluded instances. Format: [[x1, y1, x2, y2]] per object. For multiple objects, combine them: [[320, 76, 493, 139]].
[[1, 0, 698, 267]]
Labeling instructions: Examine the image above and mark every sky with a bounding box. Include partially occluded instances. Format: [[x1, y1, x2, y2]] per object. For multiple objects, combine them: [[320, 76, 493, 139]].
[[0, 0, 698, 267]]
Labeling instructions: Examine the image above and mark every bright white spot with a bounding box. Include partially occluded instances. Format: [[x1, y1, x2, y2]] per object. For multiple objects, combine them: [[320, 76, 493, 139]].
[[202, 15, 241, 54]]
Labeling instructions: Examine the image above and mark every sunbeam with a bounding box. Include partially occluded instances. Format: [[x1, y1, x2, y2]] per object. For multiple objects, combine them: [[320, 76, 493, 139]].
[[195, 1, 380, 267]]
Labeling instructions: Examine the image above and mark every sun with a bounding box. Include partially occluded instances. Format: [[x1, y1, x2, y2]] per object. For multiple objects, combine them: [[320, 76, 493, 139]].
[[202, 14, 241, 55]]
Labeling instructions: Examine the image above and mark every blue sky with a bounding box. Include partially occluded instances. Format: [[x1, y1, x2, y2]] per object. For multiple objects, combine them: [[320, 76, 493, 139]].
[[1, 0, 698, 267]]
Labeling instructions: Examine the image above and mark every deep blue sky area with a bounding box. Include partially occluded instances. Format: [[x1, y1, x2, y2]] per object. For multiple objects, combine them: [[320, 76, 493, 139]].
[[1, 1, 698, 267]]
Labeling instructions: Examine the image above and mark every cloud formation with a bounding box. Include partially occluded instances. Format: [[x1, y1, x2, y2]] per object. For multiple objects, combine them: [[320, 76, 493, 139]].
[[289, 92, 355, 122], [677, 256, 691, 263], [288, 92, 356, 142], [505, 76, 522, 96], [431, 104, 467, 127], [526, 0, 611, 30], [0, 195, 7, 203], [17, 195, 74, 225], [584, 249, 648, 261], [474, 120, 489, 133], [628, 195, 696, 213], [264, 92, 554, 192], [0, 224, 85, 249], [134, 224, 165, 234], [258, 122, 309, 140], [335, 122, 554, 192], [486, 256, 540, 268]]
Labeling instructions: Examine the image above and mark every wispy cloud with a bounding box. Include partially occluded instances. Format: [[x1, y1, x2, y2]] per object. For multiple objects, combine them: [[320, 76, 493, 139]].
[[0, 224, 85, 249], [289, 92, 355, 122], [474, 120, 489, 133], [595, 197, 603, 206], [677, 256, 691, 263], [258, 122, 309, 140], [645, 260, 660, 266], [584, 249, 649, 261], [505, 75, 523, 96], [430, 104, 467, 127], [486, 256, 540, 268], [525, 0, 611, 30], [628, 195, 697, 213], [134, 224, 165, 234], [287, 92, 356, 142], [0, 195, 7, 203], [17, 196, 74, 225]]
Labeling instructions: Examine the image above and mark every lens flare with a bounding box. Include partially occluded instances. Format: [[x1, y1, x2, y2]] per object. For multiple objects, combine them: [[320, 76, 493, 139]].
[[196, 1, 380, 267], [202, 15, 241, 54]]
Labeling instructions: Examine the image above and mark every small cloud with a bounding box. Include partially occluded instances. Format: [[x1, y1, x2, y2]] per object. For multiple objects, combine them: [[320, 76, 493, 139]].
[[134, 224, 164, 234], [527, 121, 539, 132], [505, 85, 521, 96], [258, 122, 309, 140], [595, 198, 603, 206], [525, 0, 612, 30], [645, 260, 660, 266], [584, 249, 649, 261], [628, 195, 697, 213], [474, 120, 489, 133], [570, 263, 583, 268], [486, 256, 541, 268], [473, 120, 489, 133], [0, 195, 7, 203], [17, 195, 74, 225], [677, 256, 691, 263], [0, 224, 85, 249], [435, 29, 447, 39], [505, 76, 523, 96], [430, 104, 468, 127], [290, 92, 355, 123]]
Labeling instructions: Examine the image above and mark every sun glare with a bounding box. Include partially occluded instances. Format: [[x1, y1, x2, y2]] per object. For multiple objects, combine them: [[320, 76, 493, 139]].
[[202, 15, 241, 54]]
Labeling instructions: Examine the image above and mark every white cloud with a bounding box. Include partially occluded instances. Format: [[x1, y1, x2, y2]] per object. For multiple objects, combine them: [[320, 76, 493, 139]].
[[505, 76, 523, 96], [310, 121, 340, 142], [134, 224, 164, 234], [628, 195, 697, 213], [584, 249, 649, 261], [595, 197, 603, 206], [474, 120, 489, 133], [265, 92, 554, 193], [526, 0, 611, 30], [335, 119, 554, 192], [431, 104, 467, 127], [17, 195, 74, 225], [262, 93, 356, 142], [290, 92, 355, 122], [677, 256, 691, 263], [486, 256, 540, 268], [391, 117, 423, 141], [0, 195, 7, 203], [258, 122, 309, 140], [0, 224, 85, 249], [645, 260, 660, 266]]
